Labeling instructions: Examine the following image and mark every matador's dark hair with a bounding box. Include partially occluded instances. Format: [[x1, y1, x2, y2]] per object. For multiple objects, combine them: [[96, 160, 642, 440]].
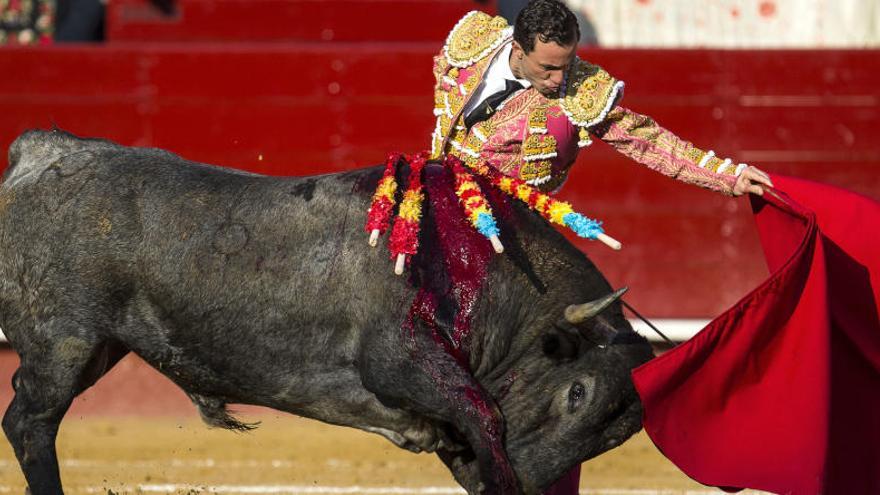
[[513, 0, 580, 53]]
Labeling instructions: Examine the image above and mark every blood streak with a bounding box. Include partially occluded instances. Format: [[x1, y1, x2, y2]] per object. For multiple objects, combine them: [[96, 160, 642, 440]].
[[400, 162, 515, 488], [411, 163, 495, 358]]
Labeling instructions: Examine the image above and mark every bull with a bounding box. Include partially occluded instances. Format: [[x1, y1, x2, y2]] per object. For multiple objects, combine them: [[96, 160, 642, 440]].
[[0, 129, 653, 494]]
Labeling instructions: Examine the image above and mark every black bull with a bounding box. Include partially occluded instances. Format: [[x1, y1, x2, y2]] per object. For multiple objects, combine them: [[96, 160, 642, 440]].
[[0, 130, 653, 494]]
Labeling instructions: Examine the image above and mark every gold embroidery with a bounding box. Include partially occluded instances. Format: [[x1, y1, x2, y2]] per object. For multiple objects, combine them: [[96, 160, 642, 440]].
[[527, 104, 548, 132], [686, 147, 705, 164], [705, 155, 735, 175], [471, 119, 495, 144], [578, 127, 590, 142], [433, 54, 497, 156], [439, 114, 452, 136], [445, 11, 511, 68], [434, 91, 446, 115], [577, 127, 593, 147], [518, 160, 552, 183], [432, 74, 470, 152], [461, 69, 482, 96], [536, 160, 552, 180], [519, 161, 539, 181], [433, 55, 448, 84], [462, 129, 484, 160], [447, 87, 465, 117], [464, 152, 481, 170], [431, 112, 447, 159], [560, 58, 622, 127], [523, 134, 557, 159]]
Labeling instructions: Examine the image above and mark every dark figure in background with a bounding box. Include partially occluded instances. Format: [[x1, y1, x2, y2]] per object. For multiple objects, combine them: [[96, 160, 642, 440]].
[[54, 0, 175, 42], [0, 0, 109, 43], [54, 0, 105, 42]]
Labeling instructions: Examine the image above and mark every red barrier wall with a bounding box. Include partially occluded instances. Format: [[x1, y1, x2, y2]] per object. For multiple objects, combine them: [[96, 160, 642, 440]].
[[3, 44, 878, 317], [106, 0, 490, 42]]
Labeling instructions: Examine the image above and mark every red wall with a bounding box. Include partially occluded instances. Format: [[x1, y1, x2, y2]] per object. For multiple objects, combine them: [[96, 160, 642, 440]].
[[3, 13, 878, 318], [106, 0, 492, 43]]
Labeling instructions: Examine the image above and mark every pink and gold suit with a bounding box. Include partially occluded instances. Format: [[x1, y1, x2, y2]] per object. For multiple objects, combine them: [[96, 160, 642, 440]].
[[431, 11, 745, 195]]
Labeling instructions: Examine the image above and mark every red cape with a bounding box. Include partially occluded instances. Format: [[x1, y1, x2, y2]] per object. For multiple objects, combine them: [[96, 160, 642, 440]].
[[632, 175, 880, 494]]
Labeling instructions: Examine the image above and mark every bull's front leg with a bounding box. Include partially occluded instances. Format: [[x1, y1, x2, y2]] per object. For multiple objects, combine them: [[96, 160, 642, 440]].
[[360, 321, 519, 494]]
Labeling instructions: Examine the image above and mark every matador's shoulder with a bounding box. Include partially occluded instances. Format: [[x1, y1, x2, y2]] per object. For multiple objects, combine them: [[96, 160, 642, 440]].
[[559, 58, 625, 128], [443, 10, 513, 68]]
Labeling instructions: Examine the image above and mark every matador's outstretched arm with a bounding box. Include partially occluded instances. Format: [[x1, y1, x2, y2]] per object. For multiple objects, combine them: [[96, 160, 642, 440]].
[[592, 105, 772, 196]]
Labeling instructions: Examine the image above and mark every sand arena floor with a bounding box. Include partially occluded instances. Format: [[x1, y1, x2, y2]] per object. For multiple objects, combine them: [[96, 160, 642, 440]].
[[0, 350, 764, 494]]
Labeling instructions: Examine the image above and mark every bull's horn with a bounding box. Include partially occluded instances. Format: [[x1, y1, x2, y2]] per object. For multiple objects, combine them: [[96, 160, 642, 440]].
[[564, 287, 628, 324]]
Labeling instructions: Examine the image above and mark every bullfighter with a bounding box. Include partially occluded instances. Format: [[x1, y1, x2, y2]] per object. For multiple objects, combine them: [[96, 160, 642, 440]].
[[430, 0, 773, 196], [429, 0, 773, 492]]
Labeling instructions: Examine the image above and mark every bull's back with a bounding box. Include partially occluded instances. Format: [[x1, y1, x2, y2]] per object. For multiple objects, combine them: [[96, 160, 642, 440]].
[[0, 132, 147, 356], [0, 130, 406, 351], [130, 154, 402, 342], [0, 130, 423, 422], [1, 129, 162, 248]]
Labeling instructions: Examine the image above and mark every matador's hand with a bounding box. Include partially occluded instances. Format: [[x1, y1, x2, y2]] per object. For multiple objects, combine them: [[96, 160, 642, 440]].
[[733, 166, 774, 196]]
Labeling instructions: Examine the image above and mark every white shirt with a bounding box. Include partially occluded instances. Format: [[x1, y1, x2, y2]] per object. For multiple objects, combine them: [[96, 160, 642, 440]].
[[462, 41, 532, 119]]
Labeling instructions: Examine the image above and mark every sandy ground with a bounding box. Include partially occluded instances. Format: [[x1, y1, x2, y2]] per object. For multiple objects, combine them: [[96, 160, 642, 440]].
[[0, 350, 762, 494], [0, 416, 717, 493]]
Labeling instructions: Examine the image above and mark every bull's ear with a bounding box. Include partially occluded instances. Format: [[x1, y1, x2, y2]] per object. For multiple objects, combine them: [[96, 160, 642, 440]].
[[558, 315, 619, 349], [542, 326, 579, 360], [576, 316, 619, 348]]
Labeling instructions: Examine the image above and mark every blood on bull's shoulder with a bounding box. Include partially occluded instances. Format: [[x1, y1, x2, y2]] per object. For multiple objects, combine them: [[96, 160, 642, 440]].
[[0, 129, 652, 495]]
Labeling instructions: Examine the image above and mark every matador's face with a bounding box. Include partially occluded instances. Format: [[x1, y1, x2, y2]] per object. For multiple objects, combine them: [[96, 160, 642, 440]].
[[510, 37, 577, 97]]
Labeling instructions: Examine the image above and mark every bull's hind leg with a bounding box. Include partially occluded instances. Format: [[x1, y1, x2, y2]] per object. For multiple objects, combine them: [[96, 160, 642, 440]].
[[2, 326, 127, 495]]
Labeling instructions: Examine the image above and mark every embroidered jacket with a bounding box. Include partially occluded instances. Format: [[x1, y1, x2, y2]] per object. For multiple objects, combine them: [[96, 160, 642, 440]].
[[431, 11, 745, 195]]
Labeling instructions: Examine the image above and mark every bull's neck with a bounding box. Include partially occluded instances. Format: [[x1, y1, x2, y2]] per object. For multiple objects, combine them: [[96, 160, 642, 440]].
[[467, 206, 605, 380]]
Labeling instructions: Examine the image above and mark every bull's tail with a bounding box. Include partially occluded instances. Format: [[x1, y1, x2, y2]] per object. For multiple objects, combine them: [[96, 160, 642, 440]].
[[188, 393, 260, 432]]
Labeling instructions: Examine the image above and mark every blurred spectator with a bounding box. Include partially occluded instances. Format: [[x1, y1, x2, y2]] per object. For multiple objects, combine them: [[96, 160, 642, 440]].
[[0, 0, 54, 45], [497, 0, 529, 25], [0, 0, 105, 44], [2, 0, 173, 44], [55, 0, 104, 42], [56, 0, 174, 42]]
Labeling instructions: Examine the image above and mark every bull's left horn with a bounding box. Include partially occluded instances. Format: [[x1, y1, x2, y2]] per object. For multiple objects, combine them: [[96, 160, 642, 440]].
[[564, 287, 628, 324]]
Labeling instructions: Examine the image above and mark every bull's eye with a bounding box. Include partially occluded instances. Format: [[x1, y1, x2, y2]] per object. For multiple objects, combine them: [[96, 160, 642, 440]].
[[568, 381, 586, 412]]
